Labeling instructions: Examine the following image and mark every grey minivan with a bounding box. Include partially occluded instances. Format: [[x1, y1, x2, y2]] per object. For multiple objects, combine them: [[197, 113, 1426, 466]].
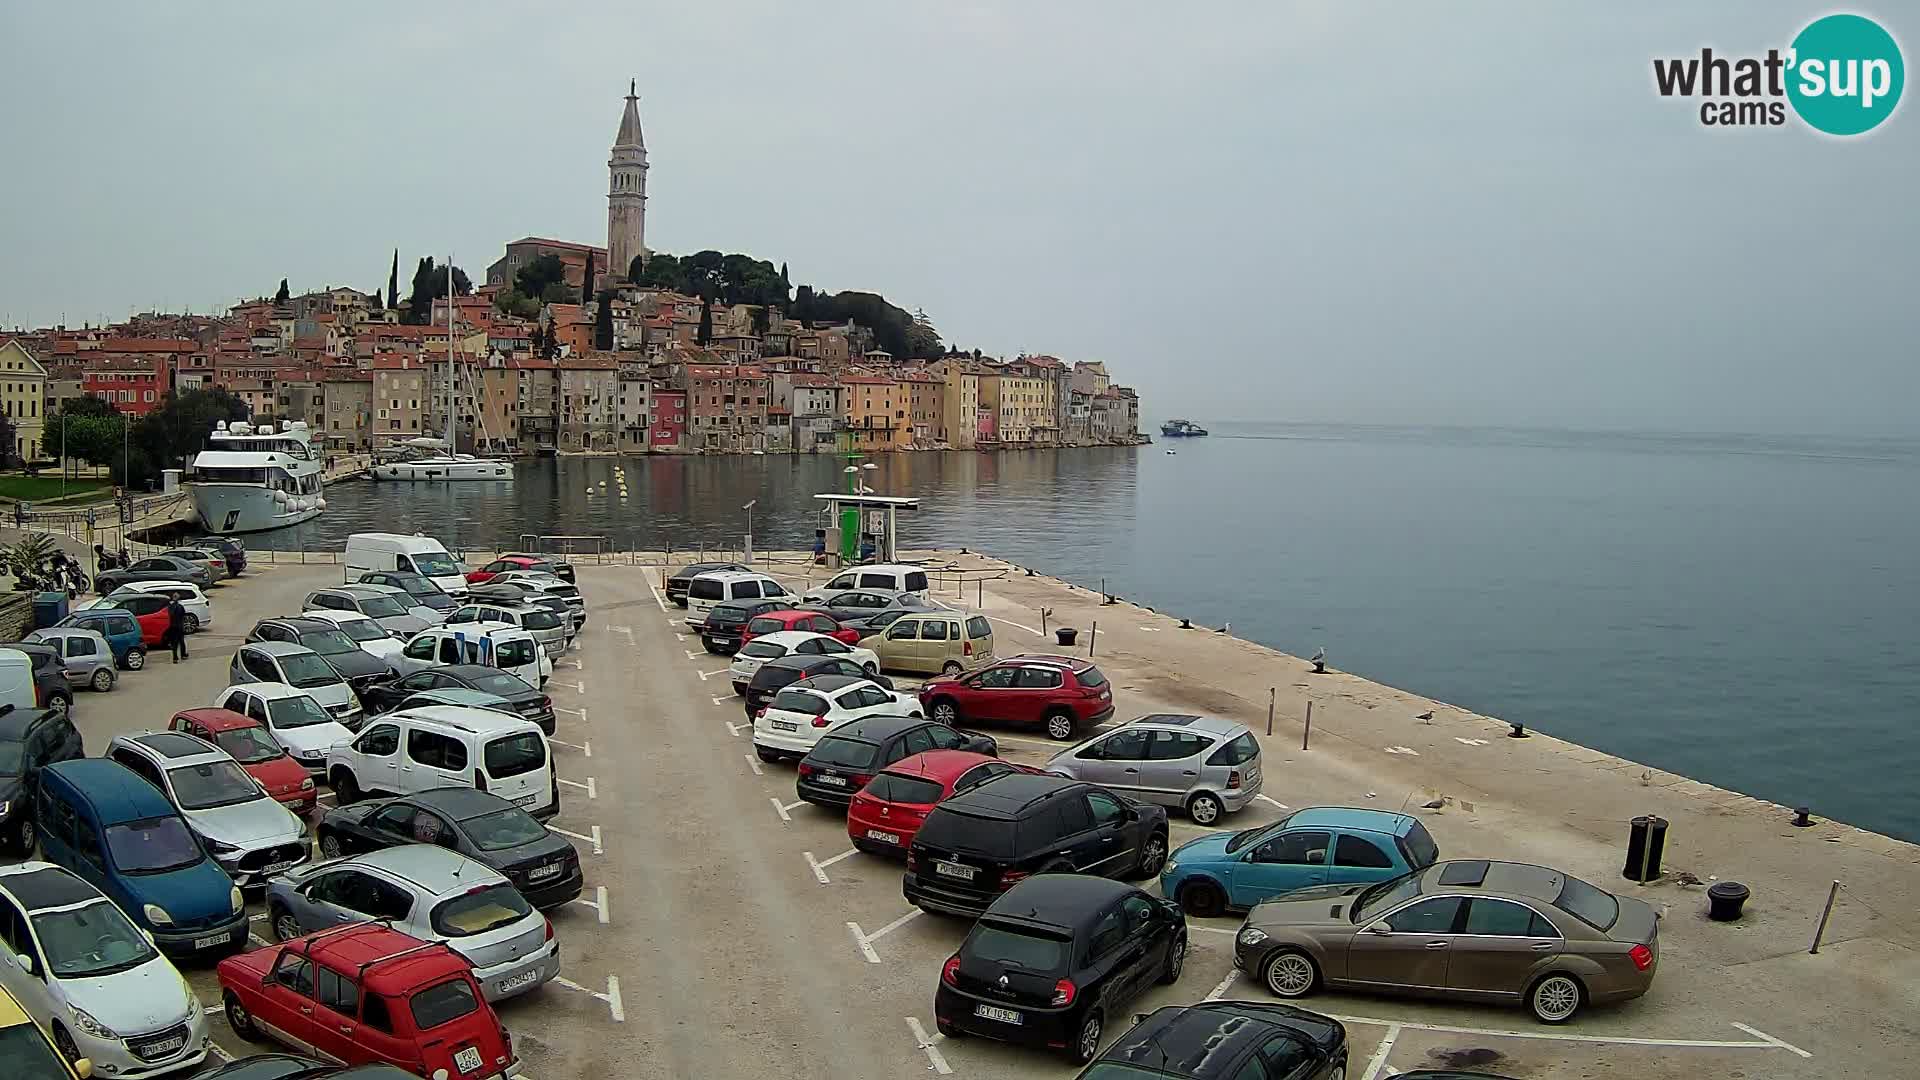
[[1047, 714, 1264, 824]]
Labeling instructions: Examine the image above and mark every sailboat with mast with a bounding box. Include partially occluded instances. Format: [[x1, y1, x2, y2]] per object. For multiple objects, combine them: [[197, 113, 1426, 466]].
[[373, 260, 515, 482]]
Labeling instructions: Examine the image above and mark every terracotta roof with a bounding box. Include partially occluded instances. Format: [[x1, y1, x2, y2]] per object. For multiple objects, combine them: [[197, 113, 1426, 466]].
[[99, 338, 196, 353], [840, 374, 896, 385], [788, 373, 837, 387], [505, 237, 608, 256], [557, 355, 618, 370]]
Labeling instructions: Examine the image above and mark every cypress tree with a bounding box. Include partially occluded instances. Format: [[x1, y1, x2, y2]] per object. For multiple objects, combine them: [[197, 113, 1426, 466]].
[[387, 249, 399, 310], [581, 251, 596, 301]]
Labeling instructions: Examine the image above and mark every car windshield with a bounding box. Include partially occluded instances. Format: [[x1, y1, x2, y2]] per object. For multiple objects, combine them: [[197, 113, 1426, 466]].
[[966, 920, 1068, 973], [278, 653, 342, 688], [168, 759, 264, 810], [411, 553, 463, 578], [1556, 873, 1621, 931], [1351, 870, 1424, 922], [356, 594, 408, 618], [469, 671, 531, 697], [298, 630, 359, 656], [32, 900, 159, 978], [334, 618, 388, 643], [1225, 811, 1295, 854], [806, 736, 878, 769], [267, 695, 333, 729], [740, 641, 786, 659], [0, 1022, 78, 1080], [0, 738, 22, 775], [106, 817, 204, 874], [431, 883, 532, 937], [213, 726, 284, 764], [461, 807, 549, 852]]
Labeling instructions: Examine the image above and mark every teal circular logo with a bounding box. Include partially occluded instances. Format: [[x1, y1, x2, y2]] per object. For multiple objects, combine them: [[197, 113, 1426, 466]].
[[1787, 14, 1904, 135]]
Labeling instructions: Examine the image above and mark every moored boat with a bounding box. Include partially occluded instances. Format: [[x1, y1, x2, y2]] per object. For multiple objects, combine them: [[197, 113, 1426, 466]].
[[190, 420, 327, 534]]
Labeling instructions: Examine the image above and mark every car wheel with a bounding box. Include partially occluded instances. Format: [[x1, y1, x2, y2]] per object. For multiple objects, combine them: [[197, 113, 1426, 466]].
[[942, 661, 963, 676], [929, 698, 959, 724], [10, 809, 34, 857], [1528, 973, 1585, 1024], [318, 830, 344, 858], [52, 1022, 81, 1063], [1186, 791, 1223, 824], [755, 746, 782, 763], [332, 769, 361, 804], [90, 667, 114, 691], [184, 613, 200, 633], [1043, 709, 1077, 741], [1132, 832, 1168, 878], [270, 903, 302, 943], [1157, 934, 1187, 985], [1070, 1009, 1104, 1065], [47, 692, 70, 719], [124, 647, 146, 670], [1262, 949, 1320, 998], [224, 992, 262, 1042], [1177, 879, 1226, 918]]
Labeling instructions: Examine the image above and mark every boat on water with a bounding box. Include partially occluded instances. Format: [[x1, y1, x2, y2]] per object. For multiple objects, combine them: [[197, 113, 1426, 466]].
[[1160, 419, 1209, 437], [376, 262, 515, 483], [189, 420, 327, 534]]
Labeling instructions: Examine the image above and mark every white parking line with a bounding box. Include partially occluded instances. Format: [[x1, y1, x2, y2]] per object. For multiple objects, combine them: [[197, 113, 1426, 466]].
[[550, 974, 624, 1022], [608, 624, 633, 637], [745, 754, 764, 776], [1360, 1023, 1401, 1080], [1204, 970, 1241, 1001], [726, 721, 748, 738], [570, 885, 611, 925], [644, 577, 668, 612], [804, 848, 857, 884], [990, 733, 1070, 750], [713, 696, 738, 707], [554, 705, 588, 720], [1325, 1012, 1814, 1055], [207, 1042, 235, 1062], [556, 658, 582, 670], [550, 824, 604, 855], [550, 739, 591, 756], [770, 797, 792, 822], [685, 649, 705, 661], [1189, 924, 1238, 936], [986, 615, 1043, 636], [905, 1017, 953, 1075], [557, 776, 597, 799], [1729, 1023, 1813, 1058], [847, 907, 925, 962], [697, 668, 730, 680], [1256, 794, 1289, 809]]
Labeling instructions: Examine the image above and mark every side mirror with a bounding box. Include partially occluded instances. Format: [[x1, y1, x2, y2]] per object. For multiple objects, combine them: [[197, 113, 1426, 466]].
[[1364, 922, 1392, 935], [10, 951, 33, 976]]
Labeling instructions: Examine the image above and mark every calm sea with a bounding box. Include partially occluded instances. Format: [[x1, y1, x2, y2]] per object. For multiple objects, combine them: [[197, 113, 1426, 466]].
[[259, 424, 1920, 841]]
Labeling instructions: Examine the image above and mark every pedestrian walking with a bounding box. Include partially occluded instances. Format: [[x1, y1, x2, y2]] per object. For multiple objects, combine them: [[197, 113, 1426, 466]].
[[164, 596, 190, 662]]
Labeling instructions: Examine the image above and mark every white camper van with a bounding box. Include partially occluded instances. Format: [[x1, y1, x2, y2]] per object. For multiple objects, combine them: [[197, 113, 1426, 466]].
[[345, 533, 469, 598]]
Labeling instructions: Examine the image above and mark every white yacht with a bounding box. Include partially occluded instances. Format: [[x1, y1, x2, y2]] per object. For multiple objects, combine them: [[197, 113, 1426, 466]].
[[374, 262, 515, 483], [189, 420, 327, 534]]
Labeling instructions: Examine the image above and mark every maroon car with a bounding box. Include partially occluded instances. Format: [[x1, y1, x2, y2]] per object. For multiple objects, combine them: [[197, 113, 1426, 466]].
[[917, 654, 1114, 741]]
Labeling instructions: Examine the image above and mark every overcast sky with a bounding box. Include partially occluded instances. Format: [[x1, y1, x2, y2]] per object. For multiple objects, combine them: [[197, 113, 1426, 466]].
[[2, 3, 1914, 434]]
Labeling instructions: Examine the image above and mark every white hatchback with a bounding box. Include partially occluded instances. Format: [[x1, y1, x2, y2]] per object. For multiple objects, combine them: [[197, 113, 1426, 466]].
[[751, 673, 920, 762], [729, 631, 879, 693], [214, 683, 358, 772]]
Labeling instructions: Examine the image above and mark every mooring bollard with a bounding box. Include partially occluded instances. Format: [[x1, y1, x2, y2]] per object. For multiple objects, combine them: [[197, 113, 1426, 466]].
[[1808, 880, 1841, 953], [1265, 688, 1275, 736]]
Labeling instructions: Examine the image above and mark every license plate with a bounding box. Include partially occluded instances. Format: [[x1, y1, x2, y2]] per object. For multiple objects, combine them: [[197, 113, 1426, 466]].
[[193, 931, 231, 949], [865, 829, 900, 844], [934, 860, 977, 881], [772, 720, 797, 732], [514, 794, 538, 807], [261, 859, 298, 875], [815, 773, 847, 787], [706, 635, 726, 646], [973, 1004, 1022, 1025], [529, 862, 561, 880], [142, 1035, 187, 1057], [497, 969, 540, 995], [453, 1046, 485, 1074]]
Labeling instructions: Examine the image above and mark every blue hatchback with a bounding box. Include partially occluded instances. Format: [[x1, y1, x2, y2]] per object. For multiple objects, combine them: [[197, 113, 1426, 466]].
[[1160, 806, 1440, 917], [56, 608, 148, 670], [33, 758, 248, 958]]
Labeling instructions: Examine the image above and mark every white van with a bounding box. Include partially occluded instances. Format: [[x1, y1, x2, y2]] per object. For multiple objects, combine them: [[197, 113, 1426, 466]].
[[325, 705, 557, 817], [802, 563, 932, 604], [0, 648, 39, 713], [393, 622, 551, 688], [686, 571, 796, 631], [345, 533, 469, 598]]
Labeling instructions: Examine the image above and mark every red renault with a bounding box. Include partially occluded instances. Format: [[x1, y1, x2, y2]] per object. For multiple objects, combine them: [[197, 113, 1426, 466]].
[[170, 707, 317, 815], [918, 655, 1115, 741], [219, 923, 516, 1080], [847, 750, 1044, 856]]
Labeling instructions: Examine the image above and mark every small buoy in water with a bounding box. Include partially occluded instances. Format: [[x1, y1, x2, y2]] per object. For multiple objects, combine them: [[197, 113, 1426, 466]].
[[1165, 449, 1176, 455]]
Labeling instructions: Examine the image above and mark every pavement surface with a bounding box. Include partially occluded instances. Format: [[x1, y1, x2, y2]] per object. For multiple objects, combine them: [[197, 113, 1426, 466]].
[[9, 553, 1913, 1080]]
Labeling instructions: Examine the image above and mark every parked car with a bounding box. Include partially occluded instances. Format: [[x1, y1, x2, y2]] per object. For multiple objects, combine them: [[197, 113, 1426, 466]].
[[21, 628, 117, 693], [313, 788, 581, 908], [728, 630, 879, 693], [217, 923, 516, 1077], [1075, 1002, 1349, 1080], [1048, 714, 1264, 823], [467, 584, 577, 632], [1163, 806, 1441, 917], [387, 688, 519, 718], [864, 612, 996, 676], [795, 717, 996, 809], [245, 618, 392, 697], [103, 732, 310, 889], [345, 533, 469, 599], [358, 664, 554, 733], [0, 705, 85, 854], [185, 535, 248, 577], [665, 561, 748, 607], [738, 609, 863, 648], [53, 609, 146, 670], [802, 564, 932, 604], [904, 773, 1170, 918], [199, 1055, 422, 1080], [696, 600, 790, 655], [325, 705, 557, 818], [743, 653, 889, 718], [355, 570, 457, 614], [34, 759, 248, 958], [684, 571, 795, 631], [214, 684, 358, 773], [0, 645, 73, 719], [301, 588, 431, 638], [107, 580, 214, 632], [350, 583, 448, 627], [445, 600, 570, 658], [230, 643, 362, 727], [93, 555, 211, 593], [393, 624, 549, 689], [294, 610, 405, 667], [464, 555, 562, 586], [919, 655, 1114, 741], [481, 574, 584, 627], [934, 875, 1186, 1064], [69, 595, 169, 647], [1234, 858, 1659, 1024], [158, 547, 229, 583], [797, 589, 937, 631], [751, 675, 921, 763], [0, 981, 90, 1080], [846, 750, 1042, 857], [168, 708, 318, 816], [264, 846, 560, 1003], [496, 552, 574, 583], [0, 862, 212, 1077]]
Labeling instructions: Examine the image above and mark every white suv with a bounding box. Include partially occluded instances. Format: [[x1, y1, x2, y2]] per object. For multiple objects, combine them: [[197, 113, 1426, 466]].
[[326, 705, 558, 818], [751, 673, 920, 763]]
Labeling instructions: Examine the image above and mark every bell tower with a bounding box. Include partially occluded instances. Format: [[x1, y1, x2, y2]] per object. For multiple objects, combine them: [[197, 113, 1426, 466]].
[[607, 80, 649, 283]]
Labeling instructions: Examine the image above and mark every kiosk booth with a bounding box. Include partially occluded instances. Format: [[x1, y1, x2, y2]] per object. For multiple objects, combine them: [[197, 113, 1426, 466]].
[[815, 493, 920, 567]]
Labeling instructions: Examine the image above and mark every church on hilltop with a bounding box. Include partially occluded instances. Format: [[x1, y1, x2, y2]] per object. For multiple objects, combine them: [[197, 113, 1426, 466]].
[[485, 83, 649, 295]]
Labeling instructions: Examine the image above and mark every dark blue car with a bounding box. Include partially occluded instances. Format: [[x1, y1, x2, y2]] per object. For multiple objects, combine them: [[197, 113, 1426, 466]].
[[1160, 806, 1440, 916], [34, 758, 248, 958]]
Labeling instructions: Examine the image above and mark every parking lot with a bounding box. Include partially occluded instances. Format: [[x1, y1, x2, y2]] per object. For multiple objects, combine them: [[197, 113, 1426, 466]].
[[13, 557, 1845, 1080]]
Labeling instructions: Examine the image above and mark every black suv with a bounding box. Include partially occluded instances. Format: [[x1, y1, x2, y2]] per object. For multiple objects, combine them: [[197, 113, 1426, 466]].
[[245, 616, 392, 694], [744, 653, 892, 716], [701, 599, 788, 656], [905, 774, 1170, 917], [1072, 1001, 1349, 1079], [936, 875, 1187, 1064], [0, 703, 85, 853], [796, 716, 996, 808], [666, 561, 749, 607]]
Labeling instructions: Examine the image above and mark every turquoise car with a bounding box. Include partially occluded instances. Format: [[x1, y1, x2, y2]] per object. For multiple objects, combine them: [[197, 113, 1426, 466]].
[[1160, 806, 1440, 916]]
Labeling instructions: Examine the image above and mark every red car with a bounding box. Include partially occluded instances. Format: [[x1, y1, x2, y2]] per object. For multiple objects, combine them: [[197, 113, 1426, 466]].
[[170, 707, 317, 815], [918, 655, 1115, 741], [97, 592, 172, 646], [739, 608, 862, 646], [847, 750, 1045, 856], [219, 923, 516, 1080], [465, 554, 556, 585]]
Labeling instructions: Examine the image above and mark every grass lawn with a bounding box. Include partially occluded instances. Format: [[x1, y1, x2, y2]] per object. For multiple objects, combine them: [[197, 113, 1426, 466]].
[[0, 474, 113, 501]]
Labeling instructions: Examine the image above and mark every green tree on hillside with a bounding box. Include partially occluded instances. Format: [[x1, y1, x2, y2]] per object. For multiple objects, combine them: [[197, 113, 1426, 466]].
[[594, 294, 615, 351], [387, 249, 399, 309], [404, 257, 473, 324]]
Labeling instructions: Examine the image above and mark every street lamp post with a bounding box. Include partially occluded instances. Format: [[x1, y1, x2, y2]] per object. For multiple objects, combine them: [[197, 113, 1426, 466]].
[[742, 499, 756, 564]]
